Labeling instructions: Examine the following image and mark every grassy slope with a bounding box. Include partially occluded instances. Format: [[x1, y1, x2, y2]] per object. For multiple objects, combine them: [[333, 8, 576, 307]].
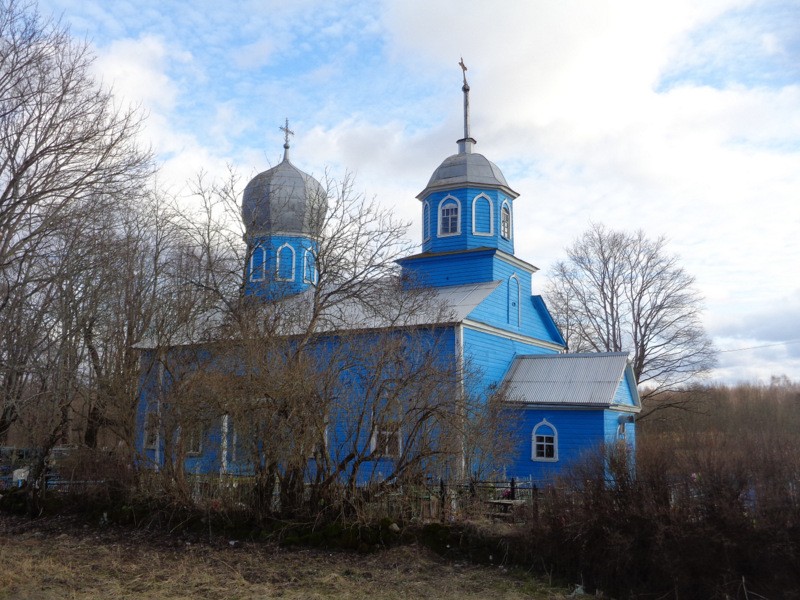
[[0, 514, 569, 600]]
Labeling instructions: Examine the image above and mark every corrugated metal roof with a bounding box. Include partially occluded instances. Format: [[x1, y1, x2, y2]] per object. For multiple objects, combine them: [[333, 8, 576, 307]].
[[135, 280, 500, 349], [502, 352, 632, 407]]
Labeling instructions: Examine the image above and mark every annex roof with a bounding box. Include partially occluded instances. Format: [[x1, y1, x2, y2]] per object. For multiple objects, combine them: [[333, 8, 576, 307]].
[[501, 352, 641, 410]]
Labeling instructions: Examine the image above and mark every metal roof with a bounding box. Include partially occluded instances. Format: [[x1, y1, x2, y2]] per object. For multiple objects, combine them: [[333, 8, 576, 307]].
[[502, 352, 637, 408], [417, 152, 518, 199], [242, 154, 326, 238], [134, 280, 500, 349]]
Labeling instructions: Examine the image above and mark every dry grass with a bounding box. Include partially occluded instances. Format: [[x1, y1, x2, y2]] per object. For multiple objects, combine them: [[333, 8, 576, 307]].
[[0, 514, 568, 600]]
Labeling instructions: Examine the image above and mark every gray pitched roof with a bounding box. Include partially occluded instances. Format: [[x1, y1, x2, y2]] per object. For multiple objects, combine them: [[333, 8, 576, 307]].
[[501, 352, 640, 409], [134, 280, 501, 349]]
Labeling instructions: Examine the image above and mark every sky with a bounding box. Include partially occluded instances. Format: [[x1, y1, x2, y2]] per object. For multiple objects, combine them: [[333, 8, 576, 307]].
[[36, 0, 800, 385]]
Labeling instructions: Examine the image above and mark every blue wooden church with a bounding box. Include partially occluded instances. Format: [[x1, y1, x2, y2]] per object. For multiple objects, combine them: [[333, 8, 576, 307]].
[[135, 68, 640, 485]]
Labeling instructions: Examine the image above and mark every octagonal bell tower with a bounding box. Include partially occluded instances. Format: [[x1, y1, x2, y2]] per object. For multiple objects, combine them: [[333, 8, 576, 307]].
[[242, 120, 327, 300]]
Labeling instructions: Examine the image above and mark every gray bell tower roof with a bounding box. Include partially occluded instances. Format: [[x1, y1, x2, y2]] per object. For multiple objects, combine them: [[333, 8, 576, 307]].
[[242, 121, 326, 238], [418, 151, 516, 198]]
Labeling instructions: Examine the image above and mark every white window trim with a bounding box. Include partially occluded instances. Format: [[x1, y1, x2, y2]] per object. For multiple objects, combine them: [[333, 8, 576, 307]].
[[144, 411, 159, 450], [371, 424, 402, 458], [437, 195, 461, 237], [531, 418, 558, 462], [302, 249, 317, 284], [508, 274, 521, 327], [250, 245, 266, 281], [276, 243, 296, 281], [501, 200, 513, 241], [181, 423, 203, 456], [423, 200, 431, 242], [471, 193, 494, 236]]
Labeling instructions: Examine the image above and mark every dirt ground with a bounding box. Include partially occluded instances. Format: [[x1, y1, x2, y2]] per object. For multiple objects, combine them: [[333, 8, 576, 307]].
[[0, 513, 571, 599]]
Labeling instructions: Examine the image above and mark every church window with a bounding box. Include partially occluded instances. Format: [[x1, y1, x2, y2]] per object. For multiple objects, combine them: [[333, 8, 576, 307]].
[[144, 412, 159, 449], [276, 243, 296, 281], [372, 423, 402, 458], [508, 275, 521, 327], [310, 419, 329, 459], [303, 249, 317, 284], [532, 420, 557, 461], [250, 245, 266, 281], [423, 201, 431, 241], [501, 202, 512, 240], [438, 196, 461, 236], [183, 423, 204, 456], [472, 194, 493, 236]]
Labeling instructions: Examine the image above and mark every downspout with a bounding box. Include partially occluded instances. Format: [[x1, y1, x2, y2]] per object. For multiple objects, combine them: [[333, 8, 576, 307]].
[[220, 414, 229, 475], [455, 322, 466, 480]]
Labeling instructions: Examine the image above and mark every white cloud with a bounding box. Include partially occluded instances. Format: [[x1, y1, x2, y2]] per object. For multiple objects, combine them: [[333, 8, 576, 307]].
[[36, 0, 800, 383]]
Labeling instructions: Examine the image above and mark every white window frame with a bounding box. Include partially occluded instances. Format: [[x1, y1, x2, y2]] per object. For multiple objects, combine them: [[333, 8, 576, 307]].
[[471, 193, 494, 236], [144, 411, 159, 450], [182, 423, 204, 456], [276, 243, 296, 281], [310, 421, 329, 459], [508, 274, 521, 327], [302, 249, 317, 284], [423, 200, 431, 242], [437, 195, 461, 237], [501, 200, 512, 241], [531, 419, 558, 462], [250, 244, 266, 281], [371, 423, 402, 458]]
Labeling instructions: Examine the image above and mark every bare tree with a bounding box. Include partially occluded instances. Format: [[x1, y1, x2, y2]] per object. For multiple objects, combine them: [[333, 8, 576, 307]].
[[0, 0, 154, 448], [0, 0, 151, 286], [546, 223, 716, 409]]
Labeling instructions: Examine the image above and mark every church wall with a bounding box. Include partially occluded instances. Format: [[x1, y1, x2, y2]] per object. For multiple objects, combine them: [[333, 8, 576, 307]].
[[422, 187, 514, 255], [462, 326, 556, 395], [612, 370, 639, 408], [465, 259, 562, 347], [401, 250, 496, 287], [244, 234, 317, 299], [135, 324, 460, 481], [603, 409, 636, 451], [503, 406, 606, 483]]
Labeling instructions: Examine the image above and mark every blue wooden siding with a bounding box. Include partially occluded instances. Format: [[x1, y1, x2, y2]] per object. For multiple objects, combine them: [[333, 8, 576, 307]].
[[136, 325, 459, 481], [473, 194, 493, 235], [612, 370, 637, 407], [463, 258, 564, 346], [463, 326, 555, 393], [399, 249, 497, 288], [244, 234, 317, 299], [503, 407, 606, 483], [421, 188, 514, 255], [603, 409, 636, 449]]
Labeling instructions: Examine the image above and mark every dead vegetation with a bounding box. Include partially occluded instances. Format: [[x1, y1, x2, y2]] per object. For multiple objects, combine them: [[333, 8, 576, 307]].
[[0, 513, 569, 600]]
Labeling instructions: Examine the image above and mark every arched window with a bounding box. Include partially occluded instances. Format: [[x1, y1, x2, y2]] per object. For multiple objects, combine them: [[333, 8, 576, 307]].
[[501, 201, 512, 240], [472, 194, 493, 236], [531, 419, 558, 462], [508, 274, 521, 327], [250, 245, 266, 281], [438, 196, 461, 237], [276, 243, 295, 281], [423, 201, 431, 242], [303, 249, 317, 284]]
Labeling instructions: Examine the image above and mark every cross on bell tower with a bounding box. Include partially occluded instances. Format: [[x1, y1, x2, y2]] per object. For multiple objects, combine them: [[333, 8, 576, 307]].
[[280, 118, 294, 161]]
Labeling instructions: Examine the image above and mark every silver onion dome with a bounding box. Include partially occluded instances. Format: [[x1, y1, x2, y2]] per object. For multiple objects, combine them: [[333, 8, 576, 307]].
[[242, 127, 326, 238]]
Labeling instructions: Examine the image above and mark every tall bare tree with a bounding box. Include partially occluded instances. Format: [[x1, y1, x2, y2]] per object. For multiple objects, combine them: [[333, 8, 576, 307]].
[[0, 0, 153, 446], [546, 223, 716, 407]]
